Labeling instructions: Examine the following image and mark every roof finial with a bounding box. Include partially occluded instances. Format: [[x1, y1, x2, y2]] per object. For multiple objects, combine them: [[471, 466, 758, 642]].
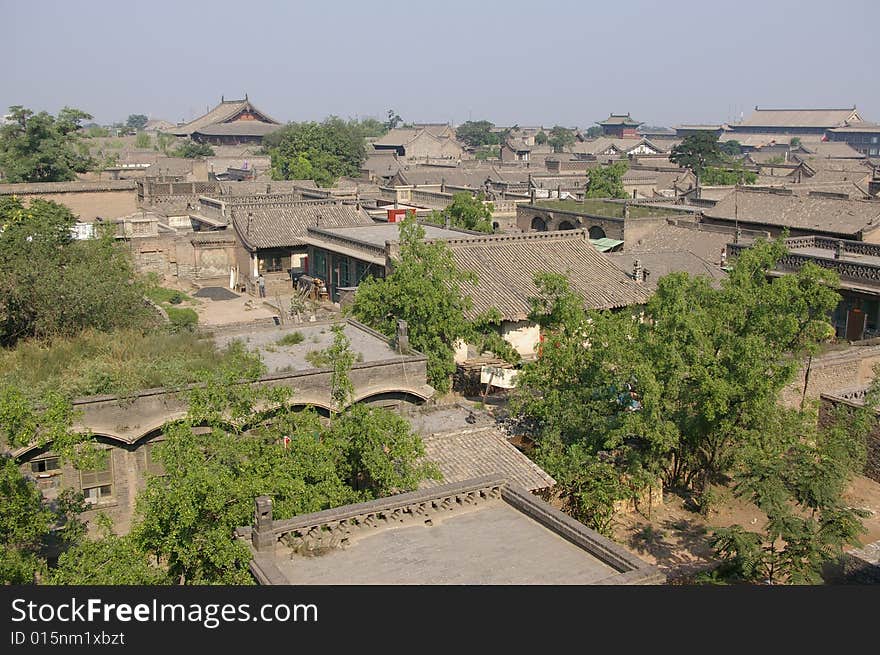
[[245, 92, 248, 101], [221, 95, 224, 102]]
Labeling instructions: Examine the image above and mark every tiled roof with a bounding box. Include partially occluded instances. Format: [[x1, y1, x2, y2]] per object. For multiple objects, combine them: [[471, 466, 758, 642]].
[[598, 114, 641, 126], [420, 426, 555, 492], [168, 99, 280, 136], [623, 221, 739, 262], [607, 251, 726, 290], [704, 188, 880, 236], [0, 180, 137, 195], [571, 137, 666, 156], [798, 142, 866, 159], [736, 107, 861, 129], [191, 121, 282, 137], [231, 200, 374, 249], [442, 230, 652, 320], [829, 122, 880, 134], [372, 128, 423, 147]]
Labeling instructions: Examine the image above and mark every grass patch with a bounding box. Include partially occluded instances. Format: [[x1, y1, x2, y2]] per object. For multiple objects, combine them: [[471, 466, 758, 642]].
[[165, 307, 198, 332], [145, 286, 190, 305], [277, 332, 304, 346], [304, 350, 332, 368], [0, 329, 265, 401]]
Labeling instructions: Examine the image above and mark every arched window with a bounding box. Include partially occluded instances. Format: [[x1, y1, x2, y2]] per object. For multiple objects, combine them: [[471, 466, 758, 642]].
[[531, 216, 547, 231], [588, 226, 607, 239], [558, 220, 576, 231]]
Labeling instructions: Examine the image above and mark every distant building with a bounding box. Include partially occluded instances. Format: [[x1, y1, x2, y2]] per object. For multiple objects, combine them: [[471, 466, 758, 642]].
[[731, 106, 863, 136], [827, 122, 880, 157], [371, 126, 463, 161], [168, 96, 282, 146], [675, 124, 730, 138], [597, 113, 642, 138]]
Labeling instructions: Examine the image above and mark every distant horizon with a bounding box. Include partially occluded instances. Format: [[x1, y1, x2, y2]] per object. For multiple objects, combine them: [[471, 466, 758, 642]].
[[3, 0, 878, 129]]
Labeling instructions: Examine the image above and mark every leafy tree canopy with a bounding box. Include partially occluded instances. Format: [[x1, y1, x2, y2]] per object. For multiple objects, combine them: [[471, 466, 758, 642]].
[[430, 192, 494, 233], [585, 161, 629, 199], [513, 238, 843, 531], [0, 105, 94, 183], [548, 125, 576, 153], [702, 164, 757, 186], [350, 216, 518, 392], [172, 141, 215, 158], [265, 117, 369, 187], [126, 114, 148, 131], [669, 131, 724, 180], [535, 131, 548, 145], [0, 197, 155, 347], [455, 121, 500, 148]]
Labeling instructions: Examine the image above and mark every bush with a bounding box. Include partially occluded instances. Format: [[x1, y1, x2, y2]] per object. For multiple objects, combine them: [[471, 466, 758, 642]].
[[304, 350, 332, 368], [165, 307, 198, 332], [145, 286, 190, 305], [134, 132, 152, 149], [277, 332, 304, 346]]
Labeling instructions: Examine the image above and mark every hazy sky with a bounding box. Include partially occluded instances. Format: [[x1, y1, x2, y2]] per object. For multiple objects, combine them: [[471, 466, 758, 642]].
[[3, 0, 878, 128]]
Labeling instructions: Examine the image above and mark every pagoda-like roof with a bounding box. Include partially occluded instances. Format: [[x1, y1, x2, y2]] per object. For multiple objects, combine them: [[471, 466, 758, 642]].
[[598, 113, 642, 127], [168, 96, 281, 137]]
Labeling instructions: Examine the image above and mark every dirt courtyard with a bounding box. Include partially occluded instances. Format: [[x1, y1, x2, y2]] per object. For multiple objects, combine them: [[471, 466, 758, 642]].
[[611, 475, 880, 582]]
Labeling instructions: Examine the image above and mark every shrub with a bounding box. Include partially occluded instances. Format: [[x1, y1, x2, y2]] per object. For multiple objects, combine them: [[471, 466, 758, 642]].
[[166, 307, 198, 332], [277, 332, 304, 346]]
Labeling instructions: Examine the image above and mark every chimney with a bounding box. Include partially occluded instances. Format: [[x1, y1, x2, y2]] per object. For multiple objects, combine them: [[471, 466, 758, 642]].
[[252, 496, 274, 553], [396, 320, 410, 354], [632, 259, 644, 283], [530, 188, 536, 204], [441, 177, 446, 193]]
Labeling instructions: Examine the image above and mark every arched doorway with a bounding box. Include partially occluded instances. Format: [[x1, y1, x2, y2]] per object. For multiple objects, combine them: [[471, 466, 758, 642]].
[[588, 225, 607, 239], [558, 220, 576, 230], [531, 216, 547, 232]]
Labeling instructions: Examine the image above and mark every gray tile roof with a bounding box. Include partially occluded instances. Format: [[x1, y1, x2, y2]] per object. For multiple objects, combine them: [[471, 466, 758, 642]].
[[168, 98, 280, 136], [420, 426, 555, 492], [704, 188, 880, 236], [231, 200, 374, 249], [443, 230, 652, 320], [0, 180, 137, 194], [607, 251, 726, 290], [624, 221, 738, 262], [192, 121, 282, 137], [736, 107, 861, 129]]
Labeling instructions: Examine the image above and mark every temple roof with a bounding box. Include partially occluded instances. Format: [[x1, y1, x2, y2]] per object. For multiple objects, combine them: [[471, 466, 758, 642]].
[[168, 97, 281, 137]]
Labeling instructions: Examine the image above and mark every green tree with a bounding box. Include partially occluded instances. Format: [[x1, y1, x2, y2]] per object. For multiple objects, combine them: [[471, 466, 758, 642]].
[[0, 458, 54, 583], [585, 126, 604, 139], [134, 132, 152, 149], [702, 165, 758, 185], [325, 324, 356, 411], [132, 363, 437, 584], [719, 140, 742, 157], [455, 121, 500, 148], [513, 238, 842, 514], [790, 137, 802, 148], [126, 114, 149, 131], [265, 117, 368, 186], [535, 131, 548, 145], [172, 141, 215, 158], [384, 109, 403, 132], [350, 216, 515, 392], [49, 515, 167, 585], [670, 131, 724, 183], [585, 161, 629, 199], [708, 393, 874, 584], [0, 105, 94, 183], [431, 192, 494, 233], [548, 126, 576, 153], [0, 197, 155, 347]]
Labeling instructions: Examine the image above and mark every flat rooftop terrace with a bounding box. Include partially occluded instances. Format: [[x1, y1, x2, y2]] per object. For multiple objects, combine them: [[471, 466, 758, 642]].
[[212, 320, 400, 374], [278, 501, 617, 584], [244, 477, 663, 585]]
